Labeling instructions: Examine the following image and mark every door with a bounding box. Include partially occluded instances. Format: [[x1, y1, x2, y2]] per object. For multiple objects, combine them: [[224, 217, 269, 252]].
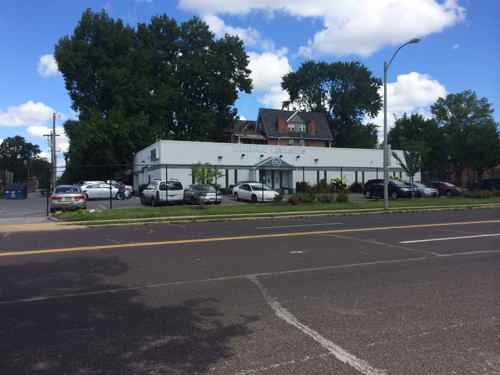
[[239, 184, 251, 200]]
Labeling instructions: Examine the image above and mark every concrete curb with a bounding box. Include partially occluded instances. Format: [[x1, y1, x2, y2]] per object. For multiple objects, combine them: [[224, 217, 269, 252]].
[[59, 203, 500, 228]]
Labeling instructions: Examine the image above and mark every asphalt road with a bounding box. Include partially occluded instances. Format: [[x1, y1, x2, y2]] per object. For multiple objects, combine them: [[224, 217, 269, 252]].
[[0, 209, 499, 374]]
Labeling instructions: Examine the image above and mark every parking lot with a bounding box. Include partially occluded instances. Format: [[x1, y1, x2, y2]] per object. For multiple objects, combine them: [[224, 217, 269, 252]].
[[0, 209, 499, 374]]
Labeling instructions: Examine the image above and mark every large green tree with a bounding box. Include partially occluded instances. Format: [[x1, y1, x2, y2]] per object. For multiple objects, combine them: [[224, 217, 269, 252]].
[[55, 10, 252, 182], [282, 61, 382, 148], [0, 136, 49, 184], [431, 90, 500, 183], [388, 113, 448, 180]]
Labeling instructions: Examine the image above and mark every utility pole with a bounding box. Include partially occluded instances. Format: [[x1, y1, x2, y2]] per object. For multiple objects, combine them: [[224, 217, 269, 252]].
[[52, 112, 57, 189], [43, 113, 59, 192]]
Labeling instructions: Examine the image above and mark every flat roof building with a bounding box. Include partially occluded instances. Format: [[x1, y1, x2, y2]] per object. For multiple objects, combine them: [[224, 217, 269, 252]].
[[134, 139, 417, 193]]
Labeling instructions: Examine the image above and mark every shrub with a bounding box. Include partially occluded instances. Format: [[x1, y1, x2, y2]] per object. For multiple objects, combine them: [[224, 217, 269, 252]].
[[336, 192, 349, 203], [349, 182, 364, 193], [296, 181, 312, 193], [464, 190, 495, 199], [313, 179, 330, 194], [288, 195, 301, 205], [316, 193, 335, 203], [331, 177, 348, 193]]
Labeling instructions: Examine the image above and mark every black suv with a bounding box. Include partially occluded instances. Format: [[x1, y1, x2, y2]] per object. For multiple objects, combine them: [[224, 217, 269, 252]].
[[363, 179, 383, 198], [366, 180, 417, 199]]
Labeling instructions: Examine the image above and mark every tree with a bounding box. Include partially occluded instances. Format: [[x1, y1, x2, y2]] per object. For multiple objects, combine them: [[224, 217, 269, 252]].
[[0, 136, 49, 183], [55, 10, 251, 182], [431, 90, 500, 184], [191, 163, 223, 185], [282, 61, 382, 148], [388, 113, 447, 180], [392, 150, 421, 183]]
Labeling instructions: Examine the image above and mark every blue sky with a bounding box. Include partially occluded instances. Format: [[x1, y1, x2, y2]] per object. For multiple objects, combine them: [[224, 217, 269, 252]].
[[0, 0, 498, 162]]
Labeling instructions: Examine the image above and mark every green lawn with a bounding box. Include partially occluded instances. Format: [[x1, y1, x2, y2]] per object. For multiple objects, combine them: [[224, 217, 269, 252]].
[[58, 196, 500, 223]]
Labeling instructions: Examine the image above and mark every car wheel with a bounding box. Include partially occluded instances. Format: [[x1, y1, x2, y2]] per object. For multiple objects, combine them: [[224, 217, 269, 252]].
[[84, 193, 89, 201], [151, 192, 159, 206], [234, 193, 239, 201], [140, 195, 146, 205], [391, 191, 398, 200], [251, 194, 258, 203]]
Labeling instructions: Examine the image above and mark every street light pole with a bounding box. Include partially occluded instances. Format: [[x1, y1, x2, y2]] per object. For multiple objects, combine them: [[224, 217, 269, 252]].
[[383, 38, 421, 210]]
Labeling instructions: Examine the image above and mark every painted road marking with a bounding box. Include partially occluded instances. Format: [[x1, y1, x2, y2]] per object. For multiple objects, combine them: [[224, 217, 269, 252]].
[[1, 219, 500, 258], [249, 276, 387, 375], [256, 222, 343, 230], [3, 250, 500, 305], [400, 233, 500, 244]]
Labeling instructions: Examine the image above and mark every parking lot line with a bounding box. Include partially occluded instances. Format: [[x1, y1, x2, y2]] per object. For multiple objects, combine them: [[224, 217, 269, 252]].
[[249, 275, 387, 375], [400, 233, 500, 244]]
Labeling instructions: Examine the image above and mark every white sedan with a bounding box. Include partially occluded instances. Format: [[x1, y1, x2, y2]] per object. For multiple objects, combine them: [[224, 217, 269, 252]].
[[81, 183, 121, 200], [233, 183, 279, 202]]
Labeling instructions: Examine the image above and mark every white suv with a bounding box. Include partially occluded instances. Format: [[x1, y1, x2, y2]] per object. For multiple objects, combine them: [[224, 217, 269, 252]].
[[141, 180, 184, 206]]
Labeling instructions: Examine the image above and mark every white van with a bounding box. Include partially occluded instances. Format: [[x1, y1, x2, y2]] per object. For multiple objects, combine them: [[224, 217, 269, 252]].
[[140, 180, 184, 206]]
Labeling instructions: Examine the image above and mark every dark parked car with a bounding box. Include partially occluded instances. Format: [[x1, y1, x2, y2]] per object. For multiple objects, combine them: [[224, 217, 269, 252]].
[[406, 182, 439, 197], [184, 184, 222, 204], [480, 178, 500, 191], [363, 179, 383, 198], [366, 180, 417, 199], [431, 181, 463, 196]]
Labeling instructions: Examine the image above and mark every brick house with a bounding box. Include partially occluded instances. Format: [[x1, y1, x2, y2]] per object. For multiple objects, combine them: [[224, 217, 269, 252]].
[[225, 108, 334, 147]]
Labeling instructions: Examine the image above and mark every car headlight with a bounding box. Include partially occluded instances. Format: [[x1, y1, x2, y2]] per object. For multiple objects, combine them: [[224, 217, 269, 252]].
[[401, 188, 409, 191]]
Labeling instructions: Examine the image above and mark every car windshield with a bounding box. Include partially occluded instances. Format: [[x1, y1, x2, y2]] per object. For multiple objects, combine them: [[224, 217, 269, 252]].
[[197, 185, 216, 192], [250, 184, 273, 191], [414, 183, 426, 188], [391, 180, 407, 187], [55, 186, 80, 194]]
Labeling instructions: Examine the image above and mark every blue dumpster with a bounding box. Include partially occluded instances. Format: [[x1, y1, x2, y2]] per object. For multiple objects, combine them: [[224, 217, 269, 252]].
[[3, 183, 27, 199]]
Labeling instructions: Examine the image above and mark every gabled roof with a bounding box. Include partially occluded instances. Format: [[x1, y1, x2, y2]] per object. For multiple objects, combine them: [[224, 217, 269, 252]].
[[258, 108, 333, 141], [255, 156, 295, 169]]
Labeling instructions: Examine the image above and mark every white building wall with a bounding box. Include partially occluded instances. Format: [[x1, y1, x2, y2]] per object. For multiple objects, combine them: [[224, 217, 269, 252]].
[[134, 140, 419, 191]]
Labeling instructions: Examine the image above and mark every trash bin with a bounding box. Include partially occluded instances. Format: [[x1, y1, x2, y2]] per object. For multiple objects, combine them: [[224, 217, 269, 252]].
[[3, 183, 28, 199]]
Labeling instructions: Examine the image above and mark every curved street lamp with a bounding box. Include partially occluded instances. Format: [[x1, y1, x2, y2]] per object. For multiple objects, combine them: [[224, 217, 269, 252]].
[[383, 38, 421, 209]]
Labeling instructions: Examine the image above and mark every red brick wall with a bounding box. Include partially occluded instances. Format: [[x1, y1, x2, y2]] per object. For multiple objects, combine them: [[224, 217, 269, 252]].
[[277, 117, 288, 134], [307, 120, 316, 136]]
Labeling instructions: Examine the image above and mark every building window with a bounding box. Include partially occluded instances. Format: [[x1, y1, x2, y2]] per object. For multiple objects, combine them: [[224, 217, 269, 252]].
[[288, 139, 304, 146]]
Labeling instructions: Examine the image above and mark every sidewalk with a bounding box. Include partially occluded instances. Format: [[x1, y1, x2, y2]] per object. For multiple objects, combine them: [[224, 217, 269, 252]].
[[0, 221, 84, 233]]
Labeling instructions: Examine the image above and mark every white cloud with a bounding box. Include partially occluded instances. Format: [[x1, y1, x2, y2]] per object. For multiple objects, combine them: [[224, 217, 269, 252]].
[[27, 125, 69, 153], [180, 0, 465, 57], [452, 43, 460, 49], [370, 72, 447, 140], [39, 151, 50, 160], [0, 101, 54, 128], [203, 14, 262, 47], [37, 54, 60, 78], [247, 49, 292, 108]]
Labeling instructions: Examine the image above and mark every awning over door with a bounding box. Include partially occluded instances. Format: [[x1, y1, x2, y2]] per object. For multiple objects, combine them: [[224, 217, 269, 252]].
[[255, 157, 294, 170]]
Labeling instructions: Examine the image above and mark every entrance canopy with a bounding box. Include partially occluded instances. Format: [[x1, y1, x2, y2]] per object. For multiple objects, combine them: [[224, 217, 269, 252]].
[[255, 157, 294, 170]]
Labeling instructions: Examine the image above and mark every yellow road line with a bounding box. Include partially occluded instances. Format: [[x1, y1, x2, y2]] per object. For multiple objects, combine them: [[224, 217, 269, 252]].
[[1, 219, 499, 258]]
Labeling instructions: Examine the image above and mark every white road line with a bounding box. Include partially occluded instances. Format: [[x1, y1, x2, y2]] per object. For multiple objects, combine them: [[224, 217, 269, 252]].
[[3, 249, 500, 306], [256, 222, 343, 230], [437, 249, 500, 257], [248, 276, 387, 375], [322, 233, 440, 257], [400, 233, 500, 244]]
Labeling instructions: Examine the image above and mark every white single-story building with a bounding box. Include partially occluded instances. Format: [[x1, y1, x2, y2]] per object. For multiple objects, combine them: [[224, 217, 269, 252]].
[[133, 140, 419, 192]]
